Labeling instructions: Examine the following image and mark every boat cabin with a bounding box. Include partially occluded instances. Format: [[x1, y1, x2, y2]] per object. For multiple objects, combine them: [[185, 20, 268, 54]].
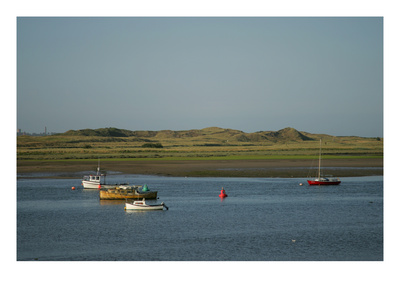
[[83, 175, 103, 183]]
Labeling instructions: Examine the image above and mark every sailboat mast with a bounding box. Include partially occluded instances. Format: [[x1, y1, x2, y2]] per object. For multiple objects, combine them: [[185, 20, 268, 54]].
[[318, 139, 322, 180]]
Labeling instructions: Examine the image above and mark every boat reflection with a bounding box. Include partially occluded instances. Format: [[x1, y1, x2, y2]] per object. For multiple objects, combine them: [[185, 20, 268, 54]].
[[99, 200, 125, 206]]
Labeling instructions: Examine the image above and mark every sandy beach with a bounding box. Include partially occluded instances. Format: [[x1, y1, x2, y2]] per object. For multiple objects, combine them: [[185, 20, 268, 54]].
[[17, 158, 383, 178]]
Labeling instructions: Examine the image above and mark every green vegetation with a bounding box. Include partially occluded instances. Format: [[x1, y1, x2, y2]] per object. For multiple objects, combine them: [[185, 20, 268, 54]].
[[17, 127, 383, 161], [141, 143, 163, 148]]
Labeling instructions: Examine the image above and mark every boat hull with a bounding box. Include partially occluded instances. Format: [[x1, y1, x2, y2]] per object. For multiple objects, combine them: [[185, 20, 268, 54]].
[[82, 181, 131, 189], [307, 179, 341, 185], [99, 189, 158, 200], [125, 202, 165, 210], [82, 180, 101, 189]]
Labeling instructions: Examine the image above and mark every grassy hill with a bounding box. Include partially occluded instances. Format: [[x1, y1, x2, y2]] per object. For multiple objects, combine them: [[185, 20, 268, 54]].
[[17, 127, 383, 161], [60, 127, 323, 142]]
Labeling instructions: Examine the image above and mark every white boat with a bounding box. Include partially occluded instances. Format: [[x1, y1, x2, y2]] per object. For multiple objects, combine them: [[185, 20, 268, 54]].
[[82, 160, 129, 189], [124, 199, 168, 211], [82, 161, 106, 189], [82, 174, 106, 189]]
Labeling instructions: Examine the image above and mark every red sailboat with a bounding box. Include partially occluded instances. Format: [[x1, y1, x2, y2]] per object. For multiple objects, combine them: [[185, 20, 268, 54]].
[[307, 139, 341, 186]]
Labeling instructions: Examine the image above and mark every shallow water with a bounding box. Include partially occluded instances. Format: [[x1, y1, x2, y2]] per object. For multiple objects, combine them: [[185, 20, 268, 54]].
[[17, 175, 383, 261]]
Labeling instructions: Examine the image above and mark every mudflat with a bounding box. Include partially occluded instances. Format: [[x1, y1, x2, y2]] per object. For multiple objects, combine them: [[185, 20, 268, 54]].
[[17, 158, 383, 178]]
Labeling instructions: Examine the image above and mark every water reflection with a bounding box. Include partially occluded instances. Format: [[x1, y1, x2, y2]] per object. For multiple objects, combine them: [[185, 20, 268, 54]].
[[99, 200, 125, 205]]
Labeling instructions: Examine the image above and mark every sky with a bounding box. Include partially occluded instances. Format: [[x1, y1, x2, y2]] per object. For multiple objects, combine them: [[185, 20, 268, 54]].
[[17, 17, 383, 137]]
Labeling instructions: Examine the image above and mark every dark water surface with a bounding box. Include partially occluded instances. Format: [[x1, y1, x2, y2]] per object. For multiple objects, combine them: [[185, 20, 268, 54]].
[[17, 175, 383, 261]]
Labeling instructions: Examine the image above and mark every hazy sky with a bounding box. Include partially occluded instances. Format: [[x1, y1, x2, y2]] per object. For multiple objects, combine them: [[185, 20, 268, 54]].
[[17, 17, 383, 137]]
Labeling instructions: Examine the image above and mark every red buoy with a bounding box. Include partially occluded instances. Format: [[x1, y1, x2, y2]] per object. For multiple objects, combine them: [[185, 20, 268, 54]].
[[71, 186, 75, 190], [219, 187, 227, 198]]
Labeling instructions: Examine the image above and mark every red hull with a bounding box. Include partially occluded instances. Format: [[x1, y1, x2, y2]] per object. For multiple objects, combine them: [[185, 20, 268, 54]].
[[307, 180, 341, 185]]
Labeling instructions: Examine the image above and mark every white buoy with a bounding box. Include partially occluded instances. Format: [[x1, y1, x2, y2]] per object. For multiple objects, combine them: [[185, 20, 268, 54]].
[[299, 183, 303, 186]]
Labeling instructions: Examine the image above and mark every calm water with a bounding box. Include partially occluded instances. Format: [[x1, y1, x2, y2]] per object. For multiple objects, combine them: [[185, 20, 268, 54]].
[[17, 174, 383, 261]]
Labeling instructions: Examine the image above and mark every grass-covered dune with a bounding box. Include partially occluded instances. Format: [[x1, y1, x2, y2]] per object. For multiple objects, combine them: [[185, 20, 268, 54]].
[[17, 126, 383, 161], [17, 127, 383, 177]]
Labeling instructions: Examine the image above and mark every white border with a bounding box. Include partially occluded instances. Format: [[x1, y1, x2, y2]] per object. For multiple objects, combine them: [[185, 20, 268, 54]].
[[4, 1, 398, 299]]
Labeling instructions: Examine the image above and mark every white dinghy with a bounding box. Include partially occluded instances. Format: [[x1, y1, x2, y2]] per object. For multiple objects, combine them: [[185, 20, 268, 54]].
[[124, 199, 168, 211]]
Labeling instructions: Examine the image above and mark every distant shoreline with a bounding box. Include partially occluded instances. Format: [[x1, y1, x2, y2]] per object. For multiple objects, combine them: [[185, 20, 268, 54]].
[[17, 158, 383, 179]]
